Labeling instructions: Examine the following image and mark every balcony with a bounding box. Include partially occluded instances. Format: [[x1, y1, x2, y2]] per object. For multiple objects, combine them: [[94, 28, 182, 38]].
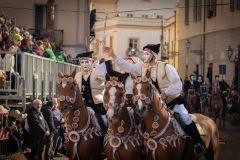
[[28, 29, 64, 45]]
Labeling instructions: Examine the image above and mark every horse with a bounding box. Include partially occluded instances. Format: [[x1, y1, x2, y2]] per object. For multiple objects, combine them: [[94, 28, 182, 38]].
[[103, 73, 143, 160], [211, 82, 226, 129], [198, 83, 209, 115], [57, 68, 103, 160], [130, 73, 219, 160], [185, 87, 201, 113]]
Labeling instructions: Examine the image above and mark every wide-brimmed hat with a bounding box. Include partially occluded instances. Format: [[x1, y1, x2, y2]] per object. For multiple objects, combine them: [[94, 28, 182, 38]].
[[0, 105, 9, 115], [9, 109, 27, 122]]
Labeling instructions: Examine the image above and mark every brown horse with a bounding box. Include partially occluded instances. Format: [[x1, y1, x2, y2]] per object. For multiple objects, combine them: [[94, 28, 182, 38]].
[[185, 87, 201, 113], [131, 74, 219, 160], [211, 82, 226, 129], [57, 68, 103, 160], [103, 74, 142, 160]]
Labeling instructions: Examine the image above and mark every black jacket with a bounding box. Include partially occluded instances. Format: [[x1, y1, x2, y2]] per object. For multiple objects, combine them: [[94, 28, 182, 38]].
[[185, 80, 197, 91], [105, 60, 129, 83], [41, 101, 57, 133], [27, 107, 49, 139]]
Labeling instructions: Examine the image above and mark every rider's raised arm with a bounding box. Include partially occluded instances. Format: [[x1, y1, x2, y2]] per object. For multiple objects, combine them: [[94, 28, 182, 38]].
[[114, 56, 142, 76], [164, 64, 182, 96], [94, 60, 107, 82]]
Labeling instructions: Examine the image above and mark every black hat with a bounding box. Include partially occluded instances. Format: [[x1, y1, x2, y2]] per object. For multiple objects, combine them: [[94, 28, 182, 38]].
[[190, 74, 194, 77], [143, 44, 160, 54], [76, 51, 94, 59], [215, 75, 219, 77]]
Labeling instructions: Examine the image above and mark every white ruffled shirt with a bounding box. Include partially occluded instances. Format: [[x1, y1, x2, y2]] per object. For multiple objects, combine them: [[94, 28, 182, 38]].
[[113, 56, 182, 96]]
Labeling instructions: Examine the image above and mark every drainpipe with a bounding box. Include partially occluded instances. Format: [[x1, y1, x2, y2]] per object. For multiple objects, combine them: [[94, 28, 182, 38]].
[[203, 0, 206, 80], [174, 11, 176, 68]]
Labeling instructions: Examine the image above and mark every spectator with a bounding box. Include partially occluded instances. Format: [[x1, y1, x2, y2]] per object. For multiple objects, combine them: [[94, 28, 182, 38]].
[[42, 39, 56, 60], [51, 98, 61, 158], [11, 27, 23, 42], [33, 40, 44, 56], [27, 99, 50, 160], [41, 100, 56, 160], [19, 38, 33, 53], [54, 45, 67, 62], [2, 41, 16, 89]]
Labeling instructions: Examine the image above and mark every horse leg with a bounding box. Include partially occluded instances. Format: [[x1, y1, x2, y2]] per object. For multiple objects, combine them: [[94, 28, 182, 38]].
[[218, 110, 222, 130]]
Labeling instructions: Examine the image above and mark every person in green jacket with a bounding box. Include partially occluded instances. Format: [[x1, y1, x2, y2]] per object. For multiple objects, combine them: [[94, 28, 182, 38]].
[[42, 39, 56, 60]]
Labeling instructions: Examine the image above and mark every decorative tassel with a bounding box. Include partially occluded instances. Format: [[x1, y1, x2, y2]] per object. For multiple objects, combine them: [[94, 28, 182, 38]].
[[84, 136, 88, 141], [152, 150, 156, 160], [124, 144, 128, 150]]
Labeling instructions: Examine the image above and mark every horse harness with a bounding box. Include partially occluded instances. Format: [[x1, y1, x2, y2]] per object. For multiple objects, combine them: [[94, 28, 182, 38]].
[[103, 79, 142, 160], [133, 77, 183, 160], [57, 76, 102, 160]]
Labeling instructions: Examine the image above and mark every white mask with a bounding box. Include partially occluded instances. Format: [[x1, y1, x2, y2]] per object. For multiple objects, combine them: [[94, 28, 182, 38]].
[[142, 50, 153, 63], [80, 59, 92, 72], [216, 77, 219, 81], [190, 76, 194, 80], [198, 77, 202, 80]]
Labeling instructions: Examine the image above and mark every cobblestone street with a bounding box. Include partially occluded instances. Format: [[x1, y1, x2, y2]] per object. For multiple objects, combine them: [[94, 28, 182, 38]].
[[216, 114, 240, 160]]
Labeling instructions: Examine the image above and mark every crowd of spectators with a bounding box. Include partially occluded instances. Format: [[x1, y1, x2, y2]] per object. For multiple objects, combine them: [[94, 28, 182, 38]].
[[0, 98, 66, 159], [0, 10, 77, 70]]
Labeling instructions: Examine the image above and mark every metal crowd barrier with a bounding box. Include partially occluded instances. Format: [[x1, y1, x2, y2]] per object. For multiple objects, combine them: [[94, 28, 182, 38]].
[[0, 51, 81, 113]]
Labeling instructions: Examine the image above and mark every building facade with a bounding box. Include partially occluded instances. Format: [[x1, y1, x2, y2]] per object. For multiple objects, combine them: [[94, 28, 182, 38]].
[[0, 0, 91, 56], [91, 0, 178, 62], [177, 0, 240, 87]]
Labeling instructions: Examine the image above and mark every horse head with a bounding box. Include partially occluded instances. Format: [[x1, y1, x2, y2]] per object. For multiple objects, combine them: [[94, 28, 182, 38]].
[[131, 72, 159, 117], [57, 68, 84, 116], [104, 73, 125, 123]]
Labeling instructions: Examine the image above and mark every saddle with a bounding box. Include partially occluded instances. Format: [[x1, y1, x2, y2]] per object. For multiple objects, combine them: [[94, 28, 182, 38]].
[[172, 112, 205, 137], [86, 107, 106, 134]]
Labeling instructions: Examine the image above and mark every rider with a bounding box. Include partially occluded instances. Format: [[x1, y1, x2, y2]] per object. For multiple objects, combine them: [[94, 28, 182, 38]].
[[185, 74, 197, 92], [209, 75, 227, 111], [75, 51, 107, 131], [195, 75, 205, 93], [104, 44, 206, 157]]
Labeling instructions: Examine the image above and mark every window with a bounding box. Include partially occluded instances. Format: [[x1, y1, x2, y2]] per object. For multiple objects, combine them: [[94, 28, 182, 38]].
[[207, 0, 216, 18], [127, 14, 133, 17], [219, 65, 226, 75], [193, 0, 202, 21], [230, 0, 240, 11], [157, 15, 163, 19], [185, 0, 189, 25], [129, 38, 138, 49], [142, 15, 148, 18]]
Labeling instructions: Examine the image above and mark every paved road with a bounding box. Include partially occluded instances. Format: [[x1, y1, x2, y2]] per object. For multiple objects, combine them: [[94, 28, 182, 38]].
[[198, 112, 240, 160], [216, 114, 240, 160]]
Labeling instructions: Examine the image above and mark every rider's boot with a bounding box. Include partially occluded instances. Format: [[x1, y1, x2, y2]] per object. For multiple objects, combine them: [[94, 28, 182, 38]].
[[185, 121, 206, 157]]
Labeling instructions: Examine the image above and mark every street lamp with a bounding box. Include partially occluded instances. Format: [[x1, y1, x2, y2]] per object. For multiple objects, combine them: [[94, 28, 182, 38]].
[[226, 45, 240, 91], [226, 46, 239, 62], [185, 39, 191, 50]]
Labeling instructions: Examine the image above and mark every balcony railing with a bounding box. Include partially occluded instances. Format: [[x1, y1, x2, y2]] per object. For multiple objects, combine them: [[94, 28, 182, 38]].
[[28, 29, 64, 45]]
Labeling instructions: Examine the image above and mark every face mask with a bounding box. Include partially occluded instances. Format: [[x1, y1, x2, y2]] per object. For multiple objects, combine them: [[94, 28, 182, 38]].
[[80, 60, 92, 72], [142, 51, 153, 63], [190, 76, 194, 80], [216, 77, 219, 81], [198, 77, 202, 80]]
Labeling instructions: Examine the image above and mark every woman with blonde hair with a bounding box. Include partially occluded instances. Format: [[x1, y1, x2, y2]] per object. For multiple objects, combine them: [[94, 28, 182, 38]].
[[42, 39, 56, 60]]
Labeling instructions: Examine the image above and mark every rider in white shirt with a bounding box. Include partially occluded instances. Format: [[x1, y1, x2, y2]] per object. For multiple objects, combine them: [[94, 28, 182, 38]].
[[103, 44, 206, 157]]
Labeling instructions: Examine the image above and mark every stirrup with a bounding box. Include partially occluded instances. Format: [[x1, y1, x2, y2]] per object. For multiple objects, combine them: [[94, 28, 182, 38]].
[[194, 143, 206, 157]]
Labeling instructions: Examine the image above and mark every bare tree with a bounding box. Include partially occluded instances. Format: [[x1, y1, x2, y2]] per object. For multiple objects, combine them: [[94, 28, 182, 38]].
[[46, 0, 55, 38]]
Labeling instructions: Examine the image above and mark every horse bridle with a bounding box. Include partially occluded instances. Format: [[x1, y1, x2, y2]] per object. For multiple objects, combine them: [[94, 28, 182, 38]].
[[57, 76, 78, 106], [132, 77, 159, 113], [103, 80, 125, 115]]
